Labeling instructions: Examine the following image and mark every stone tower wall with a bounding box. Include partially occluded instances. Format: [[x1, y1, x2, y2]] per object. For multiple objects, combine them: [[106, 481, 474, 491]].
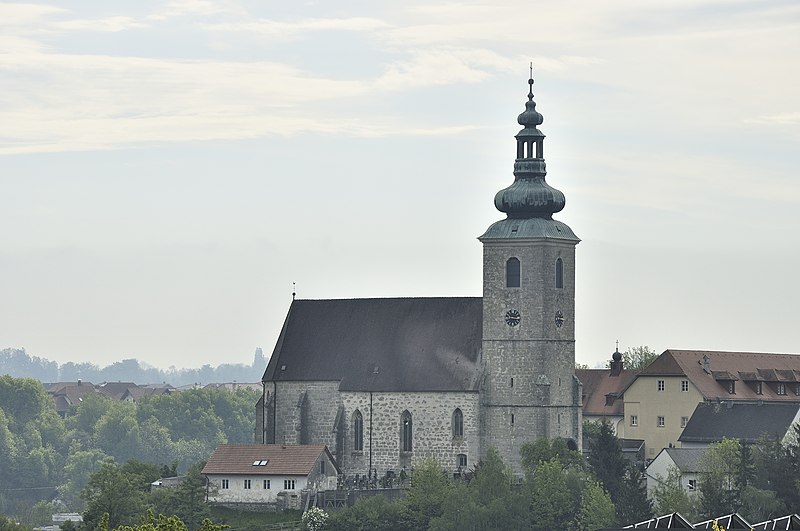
[[480, 239, 581, 473]]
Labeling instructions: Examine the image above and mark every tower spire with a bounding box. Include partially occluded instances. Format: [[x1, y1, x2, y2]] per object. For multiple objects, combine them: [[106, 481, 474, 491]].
[[491, 70, 565, 220]]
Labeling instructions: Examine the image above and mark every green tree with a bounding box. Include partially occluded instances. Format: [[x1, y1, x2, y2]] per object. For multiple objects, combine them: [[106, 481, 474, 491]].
[[94, 402, 142, 463], [0, 515, 31, 531], [651, 466, 697, 520], [574, 480, 616, 531], [620, 346, 658, 370], [403, 459, 453, 530], [528, 459, 575, 531], [698, 438, 743, 516], [616, 464, 652, 525], [82, 460, 146, 529], [324, 494, 409, 531], [59, 446, 110, 510], [585, 420, 626, 508], [520, 437, 584, 473], [150, 464, 210, 530], [430, 448, 526, 531]]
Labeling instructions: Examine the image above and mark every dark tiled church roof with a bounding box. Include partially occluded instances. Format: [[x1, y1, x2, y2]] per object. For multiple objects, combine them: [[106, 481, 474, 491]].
[[263, 298, 483, 392]]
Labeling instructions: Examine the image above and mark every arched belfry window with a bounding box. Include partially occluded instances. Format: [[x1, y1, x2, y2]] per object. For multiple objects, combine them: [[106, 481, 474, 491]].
[[452, 408, 464, 438], [555, 258, 563, 289], [353, 410, 363, 451], [506, 257, 521, 288], [401, 411, 413, 452]]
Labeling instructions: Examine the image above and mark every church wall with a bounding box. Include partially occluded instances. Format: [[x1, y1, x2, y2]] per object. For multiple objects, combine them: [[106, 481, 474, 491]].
[[339, 391, 480, 476], [268, 382, 480, 478], [271, 381, 340, 449]]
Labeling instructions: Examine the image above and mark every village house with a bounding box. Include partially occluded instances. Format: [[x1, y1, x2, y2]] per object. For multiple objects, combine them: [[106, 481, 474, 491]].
[[202, 444, 339, 509]]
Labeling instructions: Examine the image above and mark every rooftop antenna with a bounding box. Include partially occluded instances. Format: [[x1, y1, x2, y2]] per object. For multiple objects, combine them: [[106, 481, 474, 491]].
[[292, 282, 296, 300]]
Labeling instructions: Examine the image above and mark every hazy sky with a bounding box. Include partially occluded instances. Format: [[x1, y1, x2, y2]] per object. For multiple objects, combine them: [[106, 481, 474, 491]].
[[2, 0, 798, 371]]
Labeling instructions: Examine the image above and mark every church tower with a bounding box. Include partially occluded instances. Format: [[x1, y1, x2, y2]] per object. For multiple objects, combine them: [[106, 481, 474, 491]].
[[479, 74, 582, 473]]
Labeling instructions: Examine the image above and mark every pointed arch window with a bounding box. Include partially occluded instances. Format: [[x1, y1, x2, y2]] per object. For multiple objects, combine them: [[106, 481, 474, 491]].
[[401, 411, 413, 452], [353, 410, 363, 451], [555, 258, 564, 289], [452, 408, 464, 438], [506, 257, 520, 288]]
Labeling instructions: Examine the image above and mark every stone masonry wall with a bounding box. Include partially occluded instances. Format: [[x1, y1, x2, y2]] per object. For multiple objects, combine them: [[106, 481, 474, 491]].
[[480, 239, 581, 474], [339, 391, 480, 476]]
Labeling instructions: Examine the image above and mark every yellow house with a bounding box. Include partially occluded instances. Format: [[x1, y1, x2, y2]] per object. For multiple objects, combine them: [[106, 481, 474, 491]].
[[621, 349, 800, 459]]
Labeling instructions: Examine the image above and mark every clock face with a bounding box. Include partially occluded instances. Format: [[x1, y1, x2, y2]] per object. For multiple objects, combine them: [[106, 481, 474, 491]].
[[554, 310, 565, 328], [505, 309, 521, 327]]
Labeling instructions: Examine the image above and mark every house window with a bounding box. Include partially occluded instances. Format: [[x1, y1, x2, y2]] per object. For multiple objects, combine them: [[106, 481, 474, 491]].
[[457, 454, 467, 469], [244, 479, 251, 489], [657, 380, 665, 392], [630, 415, 638, 427], [510, 377, 514, 388], [688, 479, 696, 491], [681, 380, 689, 392], [506, 257, 521, 288], [728, 381, 736, 394], [657, 416, 665, 427], [284, 479, 295, 490], [263, 479, 270, 489], [221, 479, 229, 489], [401, 411, 413, 452], [511, 413, 515, 425], [452, 408, 464, 438], [320, 461, 325, 474], [353, 410, 364, 451], [681, 416, 689, 428], [555, 258, 563, 289], [777, 383, 786, 395]]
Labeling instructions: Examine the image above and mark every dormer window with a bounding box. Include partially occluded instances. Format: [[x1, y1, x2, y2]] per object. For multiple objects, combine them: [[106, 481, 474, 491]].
[[777, 383, 786, 395], [728, 381, 735, 394], [756, 382, 763, 395]]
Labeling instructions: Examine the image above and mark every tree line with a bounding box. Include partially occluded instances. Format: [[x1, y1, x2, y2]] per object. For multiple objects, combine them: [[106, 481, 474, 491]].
[[325, 422, 652, 531], [0, 348, 267, 387], [0, 374, 259, 525]]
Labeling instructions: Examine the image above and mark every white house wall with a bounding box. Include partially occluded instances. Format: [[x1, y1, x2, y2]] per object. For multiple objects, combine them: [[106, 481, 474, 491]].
[[206, 475, 308, 504]]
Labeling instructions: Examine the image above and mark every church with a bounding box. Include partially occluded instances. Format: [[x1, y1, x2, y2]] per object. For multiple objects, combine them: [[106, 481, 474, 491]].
[[256, 75, 582, 477]]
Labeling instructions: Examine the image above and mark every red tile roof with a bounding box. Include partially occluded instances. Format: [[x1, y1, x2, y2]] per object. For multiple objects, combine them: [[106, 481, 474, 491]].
[[638, 350, 800, 401], [202, 444, 334, 476], [576, 368, 639, 416]]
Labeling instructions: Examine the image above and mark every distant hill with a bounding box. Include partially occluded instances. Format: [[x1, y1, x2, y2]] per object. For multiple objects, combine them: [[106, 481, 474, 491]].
[[0, 347, 267, 386]]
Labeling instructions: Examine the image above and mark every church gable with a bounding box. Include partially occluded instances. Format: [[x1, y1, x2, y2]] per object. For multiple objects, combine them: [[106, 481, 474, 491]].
[[263, 297, 483, 392]]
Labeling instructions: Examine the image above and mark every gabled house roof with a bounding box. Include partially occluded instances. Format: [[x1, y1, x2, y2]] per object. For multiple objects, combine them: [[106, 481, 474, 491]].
[[262, 298, 483, 392], [97, 381, 139, 399], [45, 381, 101, 415], [576, 368, 639, 416], [632, 350, 800, 401], [694, 513, 753, 529], [751, 514, 800, 530], [623, 512, 694, 528], [679, 401, 800, 445], [202, 444, 340, 477], [649, 447, 705, 474]]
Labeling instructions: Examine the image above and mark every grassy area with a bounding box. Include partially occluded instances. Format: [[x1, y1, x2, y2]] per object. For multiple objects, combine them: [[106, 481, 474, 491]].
[[208, 506, 303, 531]]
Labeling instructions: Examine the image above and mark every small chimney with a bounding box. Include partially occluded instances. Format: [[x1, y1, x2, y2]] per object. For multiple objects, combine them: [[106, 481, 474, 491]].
[[77, 379, 82, 386]]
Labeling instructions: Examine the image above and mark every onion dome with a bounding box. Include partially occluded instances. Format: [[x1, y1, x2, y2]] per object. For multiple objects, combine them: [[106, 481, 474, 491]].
[[493, 74, 566, 219], [612, 349, 622, 362]]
